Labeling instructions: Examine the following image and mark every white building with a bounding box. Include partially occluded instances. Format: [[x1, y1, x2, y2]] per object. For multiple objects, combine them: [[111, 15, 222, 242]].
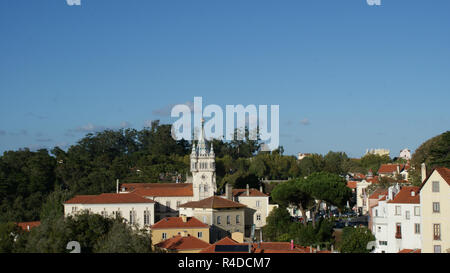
[[399, 149, 411, 161], [371, 185, 422, 253], [64, 193, 156, 228]]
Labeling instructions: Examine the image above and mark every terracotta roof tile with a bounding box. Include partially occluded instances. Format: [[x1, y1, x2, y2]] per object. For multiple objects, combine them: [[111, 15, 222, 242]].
[[151, 217, 209, 229], [65, 193, 155, 204], [419, 167, 450, 191], [16, 221, 40, 231], [387, 186, 420, 204], [179, 196, 246, 209], [347, 181, 358, 189], [155, 235, 211, 251], [231, 189, 268, 197], [398, 249, 421, 253], [369, 189, 388, 199], [130, 183, 193, 197], [378, 164, 404, 174]]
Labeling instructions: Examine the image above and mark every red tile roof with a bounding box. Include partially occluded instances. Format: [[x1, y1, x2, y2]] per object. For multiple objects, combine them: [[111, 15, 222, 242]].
[[155, 235, 211, 251], [200, 237, 244, 253], [420, 167, 450, 191], [378, 164, 404, 174], [387, 186, 420, 204], [366, 176, 379, 183], [65, 193, 155, 204], [347, 181, 358, 189], [398, 249, 421, 253], [369, 189, 388, 200], [200, 237, 326, 253], [16, 221, 40, 231], [435, 167, 450, 186], [151, 217, 209, 229], [179, 196, 246, 209], [230, 189, 268, 197], [130, 183, 193, 197]]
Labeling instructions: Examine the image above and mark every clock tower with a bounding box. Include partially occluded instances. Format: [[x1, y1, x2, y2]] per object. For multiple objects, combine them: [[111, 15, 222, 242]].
[[190, 119, 216, 201]]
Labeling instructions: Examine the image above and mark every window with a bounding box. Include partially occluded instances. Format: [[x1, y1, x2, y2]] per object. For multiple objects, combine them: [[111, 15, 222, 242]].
[[144, 210, 150, 225], [129, 211, 135, 225], [217, 216, 221, 225], [414, 206, 420, 216], [405, 211, 410, 220], [395, 206, 401, 216], [379, 241, 387, 246], [434, 245, 441, 253], [415, 223, 420, 234], [256, 214, 261, 221], [162, 233, 167, 240], [432, 181, 439, 192], [256, 200, 261, 208], [236, 215, 240, 224], [198, 232, 203, 238], [227, 215, 231, 225], [176, 201, 181, 208], [116, 210, 121, 218], [375, 209, 378, 217], [378, 226, 381, 232], [395, 223, 402, 239], [432, 202, 440, 213], [166, 201, 171, 212], [101, 210, 107, 217], [433, 224, 441, 240]]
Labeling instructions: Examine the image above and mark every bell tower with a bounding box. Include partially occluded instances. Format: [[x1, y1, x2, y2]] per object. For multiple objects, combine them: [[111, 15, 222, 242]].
[[190, 119, 216, 201]]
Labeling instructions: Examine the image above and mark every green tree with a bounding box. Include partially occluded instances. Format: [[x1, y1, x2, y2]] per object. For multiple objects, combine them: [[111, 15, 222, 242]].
[[93, 222, 152, 253], [271, 179, 314, 226], [0, 222, 21, 253], [262, 207, 291, 241], [339, 226, 375, 253]]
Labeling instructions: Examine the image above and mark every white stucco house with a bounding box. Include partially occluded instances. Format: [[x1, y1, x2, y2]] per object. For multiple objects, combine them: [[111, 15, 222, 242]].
[[371, 185, 422, 253]]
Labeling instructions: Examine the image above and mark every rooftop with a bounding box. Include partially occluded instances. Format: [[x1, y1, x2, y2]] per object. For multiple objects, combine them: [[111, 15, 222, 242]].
[[64, 193, 155, 204], [151, 216, 209, 229], [179, 196, 246, 209], [155, 235, 211, 251]]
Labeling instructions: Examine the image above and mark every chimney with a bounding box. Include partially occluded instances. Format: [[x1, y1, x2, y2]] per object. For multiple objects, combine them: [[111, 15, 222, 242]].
[[260, 184, 263, 193], [181, 215, 187, 223], [317, 245, 320, 252], [290, 240, 294, 250], [246, 184, 249, 196], [331, 245, 334, 253], [396, 165, 400, 174], [116, 179, 119, 194], [421, 163, 426, 183], [226, 183, 233, 200]]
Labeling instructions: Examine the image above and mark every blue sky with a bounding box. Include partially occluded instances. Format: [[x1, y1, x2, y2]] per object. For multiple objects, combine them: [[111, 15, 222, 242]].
[[0, 0, 449, 158]]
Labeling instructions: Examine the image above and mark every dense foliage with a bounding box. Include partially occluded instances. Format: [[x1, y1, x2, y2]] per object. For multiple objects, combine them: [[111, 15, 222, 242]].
[[409, 131, 450, 185], [262, 207, 335, 249], [338, 226, 375, 253], [5, 211, 153, 253]]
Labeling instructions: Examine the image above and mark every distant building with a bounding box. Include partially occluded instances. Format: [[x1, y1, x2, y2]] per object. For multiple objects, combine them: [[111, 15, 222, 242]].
[[220, 183, 270, 236], [365, 148, 390, 157], [399, 149, 412, 160], [178, 196, 246, 243], [64, 193, 156, 228], [297, 153, 312, 161], [150, 216, 210, 245]]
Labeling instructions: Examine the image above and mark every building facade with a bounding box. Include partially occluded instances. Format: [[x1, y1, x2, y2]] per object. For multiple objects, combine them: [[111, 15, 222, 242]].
[[419, 167, 450, 253]]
